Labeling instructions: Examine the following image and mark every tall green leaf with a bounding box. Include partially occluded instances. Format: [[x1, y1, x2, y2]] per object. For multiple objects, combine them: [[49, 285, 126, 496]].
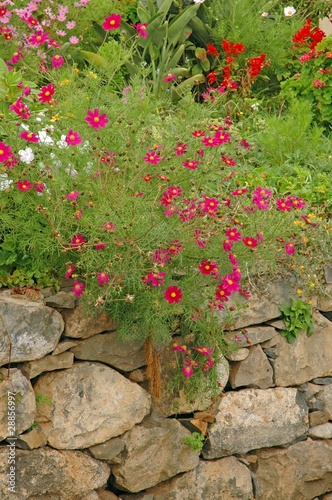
[[168, 4, 200, 46]]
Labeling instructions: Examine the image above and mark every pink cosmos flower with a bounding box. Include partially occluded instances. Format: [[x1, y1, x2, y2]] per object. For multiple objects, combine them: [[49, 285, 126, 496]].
[[222, 239, 233, 252], [167, 185, 183, 198], [66, 190, 80, 200], [74, 209, 83, 221], [222, 273, 240, 293], [69, 36, 79, 44], [167, 240, 183, 255], [84, 108, 109, 130], [101, 221, 115, 232], [231, 187, 248, 196], [201, 196, 219, 214], [202, 136, 219, 147], [252, 196, 270, 210], [172, 343, 189, 354], [164, 286, 183, 304], [252, 186, 273, 199], [72, 280, 85, 297], [35, 181, 45, 193], [95, 243, 106, 250], [182, 160, 198, 170], [4, 156, 18, 169], [143, 151, 161, 165], [102, 13, 121, 30], [38, 84, 55, 103], [142, 271, 166, 287], [20, 131, 39, 143], [276, 198, 292, 211], [198, 260, 218, 276], [163, 73, 177, 82], [151, 249, 171, 267], [9, 97, 31, 119], [175, 143, 187, 156], [65, 130, 82, 146], [97, 272, 110, 287], [221, 155, 236, 166], [182, 365, 194, 378], [71, 233, 86, 247], [16, 180, 33, 192], [52, 55, 65, 69], [0, 142, 13, 163], [215, 284, 231, 302], [28, 30, 49, 46], [193, 346, 213, 357], [225, 227, 242, 242], [285, 242, 296, 255], [65, 264, 75, 279], [288, 195, 305, 209], [242, 236, 258, 248], [192, 130, 205, 137], [134, 23, 148, 39]]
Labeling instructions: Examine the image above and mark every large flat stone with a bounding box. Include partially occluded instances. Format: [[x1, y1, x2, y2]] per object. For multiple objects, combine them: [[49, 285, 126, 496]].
[[34, 362, 151, 449], [0, 446, 110, 499], [229, 345, 274, 389], [203, 388, 308, 459], [0, 296, 64, 365], [273, 313, 332, 386], [254, 439, 332, 500], [62, 304, 117, 339]]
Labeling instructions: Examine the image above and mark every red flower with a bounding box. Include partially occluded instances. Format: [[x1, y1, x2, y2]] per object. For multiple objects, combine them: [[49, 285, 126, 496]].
[[222, 239, 233, 252], [38, 84, 55, 103], [215, 284, 231, 302], [101, 221, 115, 232], [17, 180, 33, 192], [206, 43, 219, 57], [35, 181, 45, 193], [231, 187, 248, 196], [28, 30, 49, 46], [242, 236, 258, 248], [52, 55, 65, 69], [72, 281, 85, 297], [9, 97, 31, 119], [134, 23, 148, 39], [193, 346, 213, 356], [182, 160, 198, 170], [164, 286, 183, 304], [102, 14, 121, 31], [20, 131, 39, 143], [192, 130, 205, 137], [66, 190, 80, 200], [222, 39, 246, 56], [71, 233, 86, 247], [248, 54, 266, 79], [167, 240, 182, 255], [276, 198, 292, 211], [142, 271, 165, 287], [198, 260, 218, 276], [221, 155, 236, 166], [84, 109, 109, 130]]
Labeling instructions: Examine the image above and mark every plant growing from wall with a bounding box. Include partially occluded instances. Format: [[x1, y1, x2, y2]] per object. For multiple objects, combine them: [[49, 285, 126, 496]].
[[279, 298, 314, 344]]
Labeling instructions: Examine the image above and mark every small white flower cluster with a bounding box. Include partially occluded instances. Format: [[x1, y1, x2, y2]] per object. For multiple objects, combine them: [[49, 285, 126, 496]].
[[284, 6, 296, 17]]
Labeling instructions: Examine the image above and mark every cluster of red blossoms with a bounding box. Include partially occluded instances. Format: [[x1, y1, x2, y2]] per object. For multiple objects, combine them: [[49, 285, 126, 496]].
[[292, 19, 326, 50], [172, 343, 214, 378], [205, 38, 267, 90]]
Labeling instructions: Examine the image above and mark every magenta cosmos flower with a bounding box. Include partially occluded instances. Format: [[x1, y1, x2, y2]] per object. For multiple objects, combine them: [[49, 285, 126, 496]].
[[65, 130, 82, 146], [84, 109, 109, 130], [52, 55, 65, 69], [164, 286, 183, 304], [72, 281, 85, 297], [143, 151, 161, 165], [66, 190, 80, 201], [102, 14, 121, 30], [0, 142, 13, 163], [38, 84, 55, 103], [17, 180, 33, 192], [20, 131, 39, 143], [134, 23, 148, 39], [97, 272, 110, 287]]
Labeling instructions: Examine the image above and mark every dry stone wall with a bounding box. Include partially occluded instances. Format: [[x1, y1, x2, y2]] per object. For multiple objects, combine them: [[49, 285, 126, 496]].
[[0, 280, 332, 499]]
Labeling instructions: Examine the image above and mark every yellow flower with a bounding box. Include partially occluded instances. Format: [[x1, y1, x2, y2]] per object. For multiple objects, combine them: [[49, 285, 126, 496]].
[[297, 289, 302, 295]]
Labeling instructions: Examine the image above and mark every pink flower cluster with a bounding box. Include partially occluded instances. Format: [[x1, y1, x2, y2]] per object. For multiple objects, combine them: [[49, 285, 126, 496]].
[[172, 343, 215, 378]]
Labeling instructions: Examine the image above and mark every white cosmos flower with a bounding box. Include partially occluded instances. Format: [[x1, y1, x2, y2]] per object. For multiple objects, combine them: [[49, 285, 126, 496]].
[[18, 147, 34, 164], [38, 129, 54, 144], [0, 174, 13, 191], [284, 6, 296, 16]]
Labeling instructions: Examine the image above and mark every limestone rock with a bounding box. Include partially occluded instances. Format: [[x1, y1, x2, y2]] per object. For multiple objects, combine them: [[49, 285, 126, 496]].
[[89, 437, 125, 464], [20, 351, 74, 379], [62, 304, 117, 339], [308, 422, 332, 439], [45, 291, 76, 309], [112, 414, 200, 492], [70, 332, 145, 372], [317, 283, 332, 311], [229, 345, 274, 389], [254, 439, 332, 500], [0, 446, 110, 499], [226, 326, 278, 347], [319, 383, 332, 418], [0, 368, 36, 440], [121, 456, 253, 499], [273, 313, 332, 387], [309, 410, 330, 427], [52, 339, 80, 355], [16, 424, 47, 450], [34, 362, 151, 449], [203, 388, 308, 459], [96, 491, 120, 500], [226, 348, 250, 361], [0, 296, 64, 365]]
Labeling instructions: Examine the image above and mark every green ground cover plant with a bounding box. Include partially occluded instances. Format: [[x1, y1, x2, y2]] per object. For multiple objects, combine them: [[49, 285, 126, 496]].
[[0, 0, 331, 398]]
